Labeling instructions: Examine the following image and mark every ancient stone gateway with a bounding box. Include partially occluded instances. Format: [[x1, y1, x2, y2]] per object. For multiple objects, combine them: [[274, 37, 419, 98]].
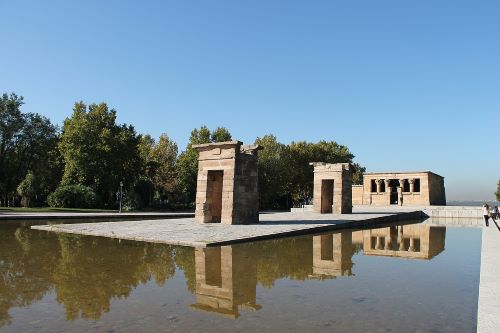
[[310, 162, 352, 214], [193, 141, 260, 224]]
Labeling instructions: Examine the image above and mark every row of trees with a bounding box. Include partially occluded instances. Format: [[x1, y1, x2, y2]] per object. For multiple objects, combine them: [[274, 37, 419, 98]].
[[0, 94, 61, 207], [1, 92, 364, 210]]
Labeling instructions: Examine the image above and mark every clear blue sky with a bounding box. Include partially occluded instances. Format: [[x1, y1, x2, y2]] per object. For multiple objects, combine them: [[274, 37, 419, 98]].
[[1, 0, 499, 201]]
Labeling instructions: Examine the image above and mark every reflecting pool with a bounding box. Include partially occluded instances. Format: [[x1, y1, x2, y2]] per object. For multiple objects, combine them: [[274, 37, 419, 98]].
[[0, 222, 481, 332]]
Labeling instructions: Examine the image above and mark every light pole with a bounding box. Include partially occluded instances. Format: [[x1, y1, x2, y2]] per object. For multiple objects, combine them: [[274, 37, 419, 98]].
[[119, 181, 123, 213]]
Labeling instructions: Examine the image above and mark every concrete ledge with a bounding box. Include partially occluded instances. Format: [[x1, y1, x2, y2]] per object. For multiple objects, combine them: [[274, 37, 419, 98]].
[[0, 212, 194, 225], [477, 222, 500, 333]]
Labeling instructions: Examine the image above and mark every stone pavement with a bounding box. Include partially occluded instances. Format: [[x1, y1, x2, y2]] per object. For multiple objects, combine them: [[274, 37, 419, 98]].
[[477, 220, 500, 333], [31, 209, 421, 247]]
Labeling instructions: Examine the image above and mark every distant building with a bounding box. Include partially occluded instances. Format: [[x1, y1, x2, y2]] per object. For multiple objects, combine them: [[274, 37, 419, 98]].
[[352, 171, 446, 206]]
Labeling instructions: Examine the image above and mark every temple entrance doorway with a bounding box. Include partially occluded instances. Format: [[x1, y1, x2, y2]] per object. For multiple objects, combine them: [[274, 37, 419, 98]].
[[389, 179, 399, 205], [321, 180, 334, 213], [207, 170, 224, 223]]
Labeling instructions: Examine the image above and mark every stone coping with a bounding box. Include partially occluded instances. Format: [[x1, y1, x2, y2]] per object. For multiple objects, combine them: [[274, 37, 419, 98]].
[[0, 212, 194, 221]]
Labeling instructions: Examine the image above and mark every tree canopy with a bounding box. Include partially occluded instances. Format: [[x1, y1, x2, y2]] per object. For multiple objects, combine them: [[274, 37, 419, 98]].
[[255, 136, 365, 209], [1, 92, 367, 210], [58, 102, 141, 207], [0, 93, 60, 206]]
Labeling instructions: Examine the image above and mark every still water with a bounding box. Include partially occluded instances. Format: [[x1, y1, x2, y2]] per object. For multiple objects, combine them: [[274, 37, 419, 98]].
[[0, 222, 481, 333]]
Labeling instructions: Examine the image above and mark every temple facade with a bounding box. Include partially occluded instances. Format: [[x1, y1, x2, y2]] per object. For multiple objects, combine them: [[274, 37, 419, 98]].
[[352, 171, 446, 206]]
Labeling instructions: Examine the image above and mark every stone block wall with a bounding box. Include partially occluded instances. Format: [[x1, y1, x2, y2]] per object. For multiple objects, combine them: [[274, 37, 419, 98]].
[[428, 173, 446, 205], [311, 162, 352, 214], [193, 141, 260, 224], [352, 185, 364, 205]]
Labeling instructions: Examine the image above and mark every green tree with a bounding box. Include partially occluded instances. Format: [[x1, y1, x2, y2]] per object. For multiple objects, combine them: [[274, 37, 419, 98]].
[[253, 136, 365, 209], [150, 133, 178, 205], [47, 184, 96, 208], [58, 102, 141, 207], [0, 93, 25, 204], [135, 134, 157, 208], [286, 140, 361, 205], [17, 171, 37, 207], [176, 126, 232, 206], [0, 93, 60, 206], [496, 179, 500, 201], [254, 135, 290, 209], [211, 126, 232, 142]]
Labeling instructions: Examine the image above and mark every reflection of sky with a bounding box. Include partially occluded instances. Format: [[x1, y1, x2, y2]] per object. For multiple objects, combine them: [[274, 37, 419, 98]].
[[1, 1, 499, 201], [1, 224, 481, 333]]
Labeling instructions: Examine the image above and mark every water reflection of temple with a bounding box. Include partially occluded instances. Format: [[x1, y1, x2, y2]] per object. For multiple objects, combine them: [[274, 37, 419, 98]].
[[190, 246, 261, 318], [189, 224, 446, 317], [1, 223, 447, 324], [359, 225, 446, 260], [308, 224, 445, 280], [310, 231, 354, 279]]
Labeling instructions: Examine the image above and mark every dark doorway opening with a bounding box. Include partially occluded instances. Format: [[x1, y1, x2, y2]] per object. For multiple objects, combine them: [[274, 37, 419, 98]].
[[321, 179, 334, 213], [207, 170, 224, 223], [320, 234, 334, 260], [204, 247, 222, 287], [389, 179, 399, 205]]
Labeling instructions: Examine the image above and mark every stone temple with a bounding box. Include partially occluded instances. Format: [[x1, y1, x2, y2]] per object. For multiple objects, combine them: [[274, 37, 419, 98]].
[[352, 171, 446, 206], [193, 141, 261, 225]]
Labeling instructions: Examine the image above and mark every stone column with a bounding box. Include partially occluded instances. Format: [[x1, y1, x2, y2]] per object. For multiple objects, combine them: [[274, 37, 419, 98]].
[[384, 179, 391, 205], [408, 238, 415, 252], [375, 236, 382, 250], [398, 226, 405, 251], [375, 179, 382, 194], [398, 179, 404, 206], [384, 230, 392, 250], [384, 179, 391, 193], [409, 178, 415, 193]]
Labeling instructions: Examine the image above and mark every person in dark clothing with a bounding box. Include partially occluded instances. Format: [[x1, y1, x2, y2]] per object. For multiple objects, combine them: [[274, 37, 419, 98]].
[[483, 204, 490, 227]]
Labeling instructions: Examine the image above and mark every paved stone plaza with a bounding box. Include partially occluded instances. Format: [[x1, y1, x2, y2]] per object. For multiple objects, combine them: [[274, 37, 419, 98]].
[[477, 221, 500, 333], [31, 208, 422, 247]]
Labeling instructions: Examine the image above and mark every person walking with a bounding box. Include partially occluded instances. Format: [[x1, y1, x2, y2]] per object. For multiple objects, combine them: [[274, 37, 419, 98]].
[[492, 205, 499, 222], [483, 204, 490, 227]]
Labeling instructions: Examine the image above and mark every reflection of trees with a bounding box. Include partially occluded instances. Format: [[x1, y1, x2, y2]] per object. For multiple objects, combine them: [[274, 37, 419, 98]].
[[254, 237, 313, 287], [53, 234, 176, 320], [174, 246, 196, 292], [1, 227, 179, 325], [1, 223, 448, 324], [0, 227, 60, 327]]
